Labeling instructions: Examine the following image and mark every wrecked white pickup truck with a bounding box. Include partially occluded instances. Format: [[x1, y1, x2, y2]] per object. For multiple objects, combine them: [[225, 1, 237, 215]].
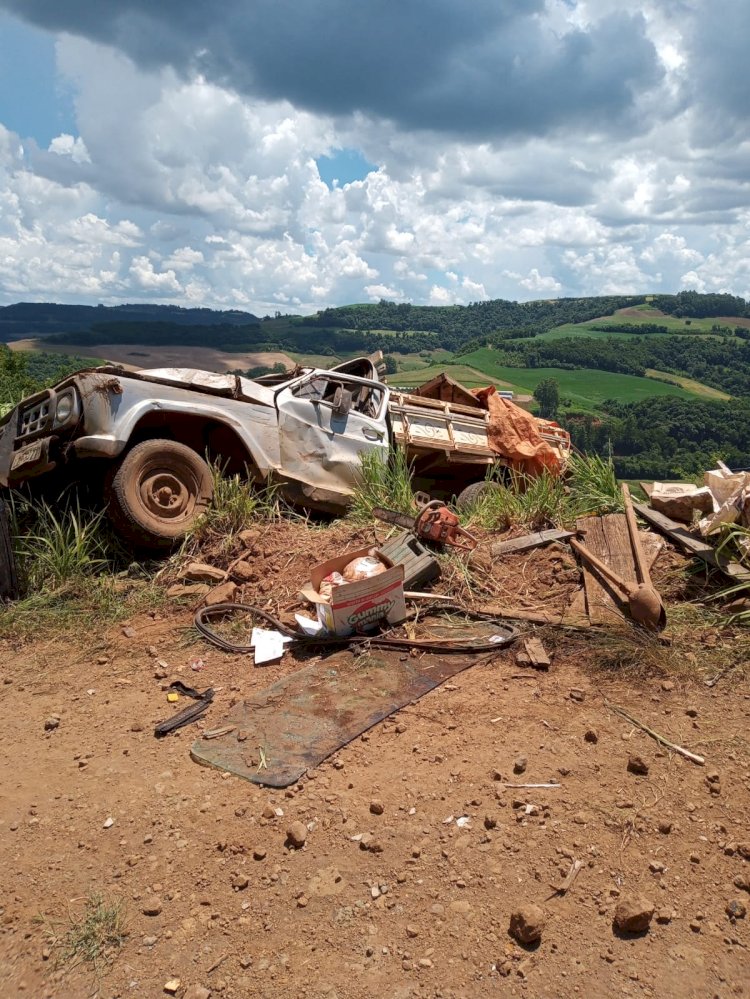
[[0, 357, 569, 548]]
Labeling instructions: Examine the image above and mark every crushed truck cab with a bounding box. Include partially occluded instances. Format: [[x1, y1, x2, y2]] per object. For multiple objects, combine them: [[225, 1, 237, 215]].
[[0, 358, 569, 548]]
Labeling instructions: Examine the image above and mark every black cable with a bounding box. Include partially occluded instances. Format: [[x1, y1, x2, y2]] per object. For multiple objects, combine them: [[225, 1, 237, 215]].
[[194, 602, 519, 656]]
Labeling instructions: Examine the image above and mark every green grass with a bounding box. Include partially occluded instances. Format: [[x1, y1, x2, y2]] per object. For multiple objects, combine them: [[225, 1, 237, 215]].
[[387, 362, 526, 393], [644, 369, 731, 400], [458, 349, 695, 409], [535, 323, 672, 342], [463, 454, 623, 532], [46, 893, 127, 971], [350, 447, 417, 522]]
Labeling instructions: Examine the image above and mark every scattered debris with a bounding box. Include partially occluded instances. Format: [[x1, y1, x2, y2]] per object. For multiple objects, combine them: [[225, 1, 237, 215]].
[[648, 482, 713, 523], [154, 682, 215, 738], [490, 529, 575, 556], [521, 636, 551, 669], [635, 502, 750, 583], [571, 526, 664, 631], [373, 499, 477, 551], [607, 703, 705, 766], [548, 858, 583, 898]]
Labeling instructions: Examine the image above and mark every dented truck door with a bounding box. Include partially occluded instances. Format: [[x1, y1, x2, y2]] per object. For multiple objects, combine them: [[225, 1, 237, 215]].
[[275, 372, 389, 507]]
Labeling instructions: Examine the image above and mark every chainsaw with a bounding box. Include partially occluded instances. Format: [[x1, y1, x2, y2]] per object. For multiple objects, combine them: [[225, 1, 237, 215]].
[[373, 499, 478, 552]]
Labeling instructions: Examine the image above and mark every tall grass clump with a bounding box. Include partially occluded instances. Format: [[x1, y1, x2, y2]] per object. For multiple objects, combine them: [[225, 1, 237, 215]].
[[351, 447, 417, 522], [187, 459, 281, 546], [567, 452, 623, 518], [713, 525, 750, 624], [12, 496, 110, 591]]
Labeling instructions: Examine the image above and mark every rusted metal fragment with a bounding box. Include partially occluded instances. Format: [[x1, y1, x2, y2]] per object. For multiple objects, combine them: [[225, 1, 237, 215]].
[[190, 649, 486, 787]]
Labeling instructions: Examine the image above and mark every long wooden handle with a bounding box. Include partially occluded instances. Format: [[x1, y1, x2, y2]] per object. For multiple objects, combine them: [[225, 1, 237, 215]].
[[569, 537, 630, 596], [621, 483, 651, 586]]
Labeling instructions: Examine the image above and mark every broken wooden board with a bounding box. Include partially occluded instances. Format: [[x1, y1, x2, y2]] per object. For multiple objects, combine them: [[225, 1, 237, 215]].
[[479, 603, 590, 629], [576, 514, 637, 627], [190, 645, 505, 787], [491, 529, 575, 557], [523, 637, 551, 669], [634, 503, 750, 582]]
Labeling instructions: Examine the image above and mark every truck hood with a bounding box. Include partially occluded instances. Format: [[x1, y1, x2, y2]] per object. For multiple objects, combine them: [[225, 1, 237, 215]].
[[135, 367, 276, 407]]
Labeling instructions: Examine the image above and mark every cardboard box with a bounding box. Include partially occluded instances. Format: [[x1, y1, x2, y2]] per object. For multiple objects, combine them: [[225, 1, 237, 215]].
[[301, 547, 406, 637]]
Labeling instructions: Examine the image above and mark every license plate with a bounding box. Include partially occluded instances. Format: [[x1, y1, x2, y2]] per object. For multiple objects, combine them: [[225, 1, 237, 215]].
[[11, 439, 43, 470]]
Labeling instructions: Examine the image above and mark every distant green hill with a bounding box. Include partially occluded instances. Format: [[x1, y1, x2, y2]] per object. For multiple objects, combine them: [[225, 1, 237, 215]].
[[0, 302, 259, 342]]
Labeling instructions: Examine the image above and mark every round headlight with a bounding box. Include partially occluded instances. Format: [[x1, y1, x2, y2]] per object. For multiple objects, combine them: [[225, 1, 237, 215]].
[[55, 393, 73, 423]]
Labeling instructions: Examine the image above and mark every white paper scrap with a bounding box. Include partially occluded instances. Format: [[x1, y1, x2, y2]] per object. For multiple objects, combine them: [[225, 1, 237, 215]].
[[251, 627, 293, 665]]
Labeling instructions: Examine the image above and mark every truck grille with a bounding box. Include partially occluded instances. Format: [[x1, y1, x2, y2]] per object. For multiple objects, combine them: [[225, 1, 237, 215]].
[[19, 397, 52, 438]]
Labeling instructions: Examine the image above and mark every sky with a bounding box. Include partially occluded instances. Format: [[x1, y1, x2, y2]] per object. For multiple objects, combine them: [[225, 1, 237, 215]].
[[0, 1, 748, 315]]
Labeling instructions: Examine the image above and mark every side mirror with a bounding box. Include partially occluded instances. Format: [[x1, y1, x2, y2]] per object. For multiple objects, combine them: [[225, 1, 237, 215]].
[[332, 386, 353, 418]]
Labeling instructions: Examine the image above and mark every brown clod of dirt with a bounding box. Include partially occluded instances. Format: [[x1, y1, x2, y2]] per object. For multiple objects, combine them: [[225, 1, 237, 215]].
[[509, 904, 545, 944], [231, 560, 257, 583], [286, 821, 307, 849], [627, 754, 649, 776], [179, 562, 227, 583], [614, 897, 655, 934], [203, 581, 238, 606]]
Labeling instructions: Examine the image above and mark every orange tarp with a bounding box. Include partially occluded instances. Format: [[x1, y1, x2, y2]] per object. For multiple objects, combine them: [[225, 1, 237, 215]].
[[471, 385, 564, 477]]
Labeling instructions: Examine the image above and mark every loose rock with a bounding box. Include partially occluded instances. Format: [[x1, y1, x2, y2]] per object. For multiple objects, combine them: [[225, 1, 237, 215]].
[[184, 987, 211, 999], [369, 800, 384, 816], [726, 899, 747, 920], [513, 757, 527, 775], [142, 896, 163, 917], [44, 716, 60, 731], [203, 581, 238, 607], [584, 729, 598, 744], [614, 897, 654, 934], [286, 821, 307, 849], [231, 560, 257, 583], [509, 904, 545, 944], [657, 820, 672, 834], [179, 562, 227, 583]]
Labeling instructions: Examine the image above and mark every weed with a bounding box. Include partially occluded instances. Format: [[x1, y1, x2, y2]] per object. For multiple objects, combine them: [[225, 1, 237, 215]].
[[187, 459, 281, 548], [0, 576, 165, 644], [711, 525, 750, 623], [47, 893, 127, 971], [566, 452, 623, 518], [350, 447, 416, 522], [12, 496, 110, 590]]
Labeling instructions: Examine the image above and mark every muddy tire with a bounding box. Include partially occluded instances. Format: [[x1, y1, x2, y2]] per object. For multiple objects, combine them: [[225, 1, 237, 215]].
[[0, 494, 19, 599], [106, 440, 213, 549], [456, 480, 505, 511]]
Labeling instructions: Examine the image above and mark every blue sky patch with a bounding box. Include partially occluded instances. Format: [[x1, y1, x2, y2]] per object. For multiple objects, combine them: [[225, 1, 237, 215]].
[[0, 13, 75, 145], [316, 148, 377, 189]]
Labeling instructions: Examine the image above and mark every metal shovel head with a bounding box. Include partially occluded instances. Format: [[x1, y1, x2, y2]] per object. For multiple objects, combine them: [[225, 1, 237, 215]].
[[627, 582, 667, 631]]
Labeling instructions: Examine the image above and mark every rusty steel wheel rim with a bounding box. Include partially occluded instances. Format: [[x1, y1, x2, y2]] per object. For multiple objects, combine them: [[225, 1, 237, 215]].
[[138, 468, 196, 521]]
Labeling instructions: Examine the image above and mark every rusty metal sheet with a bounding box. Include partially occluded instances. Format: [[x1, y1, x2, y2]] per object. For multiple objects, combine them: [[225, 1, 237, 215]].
[[190, 649, 485, 788]]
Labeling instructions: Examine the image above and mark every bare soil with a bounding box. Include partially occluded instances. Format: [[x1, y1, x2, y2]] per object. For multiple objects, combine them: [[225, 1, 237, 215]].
[[1, 521, 749, 999], [9, 340, 296, 374]]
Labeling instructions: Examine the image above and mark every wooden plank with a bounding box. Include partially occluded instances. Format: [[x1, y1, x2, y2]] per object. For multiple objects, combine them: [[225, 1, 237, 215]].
[[491, 529, 575, 557], [576, 514, 636, 627], [634, 503, 750, 582], [524, 637, 551, 669], [479, 604, 591, 629]]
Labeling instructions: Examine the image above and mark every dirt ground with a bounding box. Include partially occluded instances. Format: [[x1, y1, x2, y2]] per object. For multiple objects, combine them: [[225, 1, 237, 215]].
[[1, 521, 749, 999], [9, 340, 296, 374]]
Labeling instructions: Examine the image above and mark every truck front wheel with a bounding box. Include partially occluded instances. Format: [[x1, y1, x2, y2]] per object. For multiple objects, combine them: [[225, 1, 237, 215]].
[[106, 439, 214, 549]]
